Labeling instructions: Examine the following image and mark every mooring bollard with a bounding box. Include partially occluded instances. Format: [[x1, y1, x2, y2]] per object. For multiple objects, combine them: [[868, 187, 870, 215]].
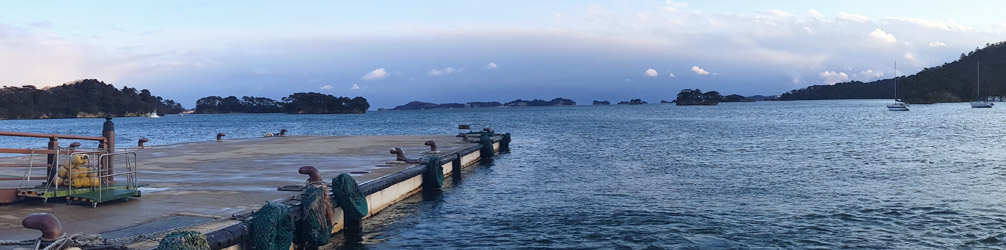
[[216, 133, 226, 141], [279, 129, 288, 136], [68, 142, 81, 150], [424, 140, 438, 153], [457, 133, 470, 142], [138, 138, 149, 148], [389, 148, 418, 163], [298, 166, 322, 183], [22, 213, 64, 241]]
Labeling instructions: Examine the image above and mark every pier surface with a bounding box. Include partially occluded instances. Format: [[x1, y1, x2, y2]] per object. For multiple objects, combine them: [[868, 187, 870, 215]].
[[0, 135, 467, 240]]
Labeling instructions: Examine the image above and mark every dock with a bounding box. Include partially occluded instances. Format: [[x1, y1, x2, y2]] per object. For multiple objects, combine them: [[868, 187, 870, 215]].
[[0, 122, 509, 249]]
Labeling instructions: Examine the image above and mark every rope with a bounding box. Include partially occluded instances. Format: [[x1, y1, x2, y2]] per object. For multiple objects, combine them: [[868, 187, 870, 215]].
[[0, 239, 35, 246]]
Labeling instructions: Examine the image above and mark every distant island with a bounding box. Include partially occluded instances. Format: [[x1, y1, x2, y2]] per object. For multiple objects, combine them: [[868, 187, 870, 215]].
[[196, 92, 369, 114], [673, 89, 759, 105], [389, 98, 575, 110], [778, 41, 1006, 103], [0, 79, 184, 120], [592, 100, 610, 105], [617, 99, 647, 105]]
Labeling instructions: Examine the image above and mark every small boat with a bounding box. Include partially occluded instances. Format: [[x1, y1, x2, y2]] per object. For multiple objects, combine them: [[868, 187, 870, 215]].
[[149, 112, 160, 118], [888, 62, 909, 111], [971, 61, 994, 108]]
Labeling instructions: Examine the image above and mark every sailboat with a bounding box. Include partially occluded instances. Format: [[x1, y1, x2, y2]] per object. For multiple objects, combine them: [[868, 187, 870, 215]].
[[149, 112, 160, 118], [971, 61, 994, 108], [887, 62, 909, 111]]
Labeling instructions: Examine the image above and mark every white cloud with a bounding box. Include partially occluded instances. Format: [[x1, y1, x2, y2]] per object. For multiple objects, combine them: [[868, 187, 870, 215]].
[[362, 68, 387, 80], [887, 17, 974, 32], [838, 12, 869, 22], [807, 9, 824, 19], [350, 84, 360, 90], [791, 76, 801, 84], [803, 26, 813, 34], [691, 66, 710, 75], [929, 41, 947, 47], [429, 67, 462, 76], [320, 84, 333, 90], [904, 52, 915, 60], [484, 62, 497, 69], [820, 71, 850, 84], [624, 78, 631, 82], [668, 73, 676, 78], [854, 69, 884, 81], [868, 28, 897, 44], [645, 68, 658, 77]]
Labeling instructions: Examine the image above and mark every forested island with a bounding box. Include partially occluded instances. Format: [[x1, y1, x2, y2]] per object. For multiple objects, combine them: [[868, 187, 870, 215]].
[[617, 99, 647, 105], [779, 41, 1006, 103], [195, 92, 369, 114], [0, 79, 183, 119], [592, 100, 611, 105], [389, 98, 575, 110]]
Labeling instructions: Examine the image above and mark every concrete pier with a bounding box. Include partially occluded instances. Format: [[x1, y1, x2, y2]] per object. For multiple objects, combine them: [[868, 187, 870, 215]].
[[0, 134, 501, 248]]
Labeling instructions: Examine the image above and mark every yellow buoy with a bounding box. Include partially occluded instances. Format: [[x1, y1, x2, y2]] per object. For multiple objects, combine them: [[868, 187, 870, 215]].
[[90, 177, 100, 187], [57, 168, 68, 178], [70, 154, 88, 165]]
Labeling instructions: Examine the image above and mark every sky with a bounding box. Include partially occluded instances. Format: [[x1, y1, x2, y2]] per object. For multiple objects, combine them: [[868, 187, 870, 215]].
[[3, 0, 1006, 109]]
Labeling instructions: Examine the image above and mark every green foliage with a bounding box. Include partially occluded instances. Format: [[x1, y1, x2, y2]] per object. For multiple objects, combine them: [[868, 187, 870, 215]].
[[675, 89, 721, 105], [195, 93, 369, 114], [282, 93, 369, 114], [780, 41, 1006, 103], [0, 79, 183, 119], [195, 96, 283, 114]]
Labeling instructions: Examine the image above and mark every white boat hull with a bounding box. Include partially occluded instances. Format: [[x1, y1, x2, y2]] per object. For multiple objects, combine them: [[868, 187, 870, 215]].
[[887, 103, 909, 111], [971, 102, 994, 108]]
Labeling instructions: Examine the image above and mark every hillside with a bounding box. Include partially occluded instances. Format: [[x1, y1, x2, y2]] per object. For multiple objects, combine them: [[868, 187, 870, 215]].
[[780, 41, 1006, 103], [0, 79, 183, 119]]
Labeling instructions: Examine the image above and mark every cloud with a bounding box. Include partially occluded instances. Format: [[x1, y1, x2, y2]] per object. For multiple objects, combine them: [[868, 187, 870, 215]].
[[837, 12, 869, 22], [668, 73, 676, 78], [929, 41, 947, 47], [820, 71, 849, 84], [320, 84, 333, 90], [362, 68, 387, 80], [350, 84, 360, 90], [691, 66, 710, 75], [887, 17, 974, 32], [854, 69, 884, 81], [429, 67, 462, 76], [868, 28, 897, 44], [807, 9, 824, 19], [904, 52, 915, 60], [484, 62, 497, 69], [645, 68, 658, 77]]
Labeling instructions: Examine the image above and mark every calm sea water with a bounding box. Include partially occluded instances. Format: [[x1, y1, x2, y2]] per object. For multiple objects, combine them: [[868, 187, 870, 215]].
[[4, 100, 1006, 249]]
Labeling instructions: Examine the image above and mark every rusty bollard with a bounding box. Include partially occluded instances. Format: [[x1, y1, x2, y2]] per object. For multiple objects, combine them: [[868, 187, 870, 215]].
[[216, 133, 226, 141], [68, 142, 81, 151], [138, 138, 149, 148], [298, 166, 322, 183], [424, 140, 439, 153], [280, 129, 288, 137], [389, 148, 418, 163], [22, 213, 63, 241], [483, 128, 493, 133], [457, 133, 470, 142]]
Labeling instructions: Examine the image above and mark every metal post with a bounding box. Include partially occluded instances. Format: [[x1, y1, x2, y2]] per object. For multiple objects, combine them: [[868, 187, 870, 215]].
[[102, 116, 115, 182], [46, 138, 58, 183], [452, 153, 462, 181]]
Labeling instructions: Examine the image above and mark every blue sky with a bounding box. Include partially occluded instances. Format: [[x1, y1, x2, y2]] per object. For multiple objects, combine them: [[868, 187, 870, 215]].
[[2, 1, 1006, 108]]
